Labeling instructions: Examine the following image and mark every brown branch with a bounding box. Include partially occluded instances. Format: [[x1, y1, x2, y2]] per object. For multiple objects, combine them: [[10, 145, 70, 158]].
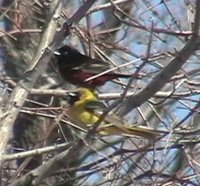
[[0, 0, 64, 163], [4, 0, 96, 185]]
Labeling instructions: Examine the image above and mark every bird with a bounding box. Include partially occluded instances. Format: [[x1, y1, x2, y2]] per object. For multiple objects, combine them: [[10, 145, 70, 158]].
[[54, 45, 138, 88], [65, 87, 159, 139]]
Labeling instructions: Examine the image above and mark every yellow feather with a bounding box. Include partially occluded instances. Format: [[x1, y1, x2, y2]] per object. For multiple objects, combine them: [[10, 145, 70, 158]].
[[66, 88, 159, 139], [67, 88, 99, 129]]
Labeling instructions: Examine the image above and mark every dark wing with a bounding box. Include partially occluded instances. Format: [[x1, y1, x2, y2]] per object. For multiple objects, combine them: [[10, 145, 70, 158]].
[[73, 59, 109, 73], [85, 100, 108, 113]]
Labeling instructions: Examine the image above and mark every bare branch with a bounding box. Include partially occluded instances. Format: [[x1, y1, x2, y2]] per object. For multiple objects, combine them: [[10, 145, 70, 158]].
[[118, 0, 200, 117]]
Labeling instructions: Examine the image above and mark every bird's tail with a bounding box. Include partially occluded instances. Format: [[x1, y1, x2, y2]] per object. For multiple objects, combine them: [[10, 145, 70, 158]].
[[110, 72, 144, 79], [98, 124, 161, 139]]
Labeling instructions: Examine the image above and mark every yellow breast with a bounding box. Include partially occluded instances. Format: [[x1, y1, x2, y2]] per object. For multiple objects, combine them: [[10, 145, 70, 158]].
[[68, 102, 99, 129]]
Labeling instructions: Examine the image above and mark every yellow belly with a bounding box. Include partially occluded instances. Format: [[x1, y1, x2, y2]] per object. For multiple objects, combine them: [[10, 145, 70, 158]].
[[68, 107, 99, 129]]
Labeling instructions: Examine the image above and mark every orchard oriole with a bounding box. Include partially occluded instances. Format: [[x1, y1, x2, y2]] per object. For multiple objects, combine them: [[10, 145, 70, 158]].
[[54, 45, 137, 88], [66, 88, 159, 138]]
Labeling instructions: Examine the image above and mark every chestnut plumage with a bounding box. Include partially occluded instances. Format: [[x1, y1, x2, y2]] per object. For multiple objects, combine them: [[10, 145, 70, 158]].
[[54, 45, 135, 88]]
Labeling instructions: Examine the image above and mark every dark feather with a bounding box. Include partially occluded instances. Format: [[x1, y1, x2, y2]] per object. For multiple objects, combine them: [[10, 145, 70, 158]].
[[85, 100, 108, 113]]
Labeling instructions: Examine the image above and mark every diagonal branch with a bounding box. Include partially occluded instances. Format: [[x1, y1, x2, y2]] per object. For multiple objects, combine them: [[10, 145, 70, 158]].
[[0, 0, 96, 166], [118, 0, 200, 117], [0, 0, 64, 163]]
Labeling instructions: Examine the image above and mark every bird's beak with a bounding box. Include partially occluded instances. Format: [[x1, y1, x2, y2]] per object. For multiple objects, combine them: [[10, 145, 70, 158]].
[[54, 51, 61, 56]]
